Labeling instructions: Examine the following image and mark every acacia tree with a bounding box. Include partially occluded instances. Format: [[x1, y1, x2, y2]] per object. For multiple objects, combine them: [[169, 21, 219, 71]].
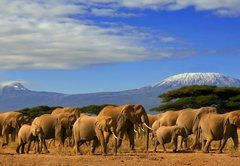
[[151, 85, 240, 113], [17, 104, 115, 120]]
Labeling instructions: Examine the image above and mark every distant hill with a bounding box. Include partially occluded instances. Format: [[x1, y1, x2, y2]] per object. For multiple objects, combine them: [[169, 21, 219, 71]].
[[1, 73, 240, 112]]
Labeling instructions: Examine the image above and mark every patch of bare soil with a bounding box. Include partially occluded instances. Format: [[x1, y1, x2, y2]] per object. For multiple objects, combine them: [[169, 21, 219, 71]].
[[0, 147, 239, 166]]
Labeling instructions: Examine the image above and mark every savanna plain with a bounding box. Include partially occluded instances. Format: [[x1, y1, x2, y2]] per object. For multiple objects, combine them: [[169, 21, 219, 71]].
[[0, 130, 239, 166]]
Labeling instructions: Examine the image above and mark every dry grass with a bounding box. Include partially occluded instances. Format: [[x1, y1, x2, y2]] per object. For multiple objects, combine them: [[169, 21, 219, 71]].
[[1, 129, 239, 155], [0, 130, 239, 166]]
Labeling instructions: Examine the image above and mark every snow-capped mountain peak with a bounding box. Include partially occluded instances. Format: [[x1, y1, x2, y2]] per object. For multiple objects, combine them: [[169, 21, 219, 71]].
[[152, 73, 240, 88], [0, 82, 29, 94]]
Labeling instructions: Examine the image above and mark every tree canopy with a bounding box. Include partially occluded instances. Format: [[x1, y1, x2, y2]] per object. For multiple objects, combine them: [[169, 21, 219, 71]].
[[151, 85, 240, 113], [17, 105, 62, 120], [16, 104, 115, 120], [80, 104, 116, 115]]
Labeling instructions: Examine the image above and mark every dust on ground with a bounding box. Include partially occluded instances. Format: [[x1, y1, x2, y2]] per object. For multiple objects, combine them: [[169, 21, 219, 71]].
[[0, 146, 239, 166]]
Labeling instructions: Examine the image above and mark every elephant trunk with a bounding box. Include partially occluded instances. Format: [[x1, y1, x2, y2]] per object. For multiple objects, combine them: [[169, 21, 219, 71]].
[[140, 114, 150, 151]]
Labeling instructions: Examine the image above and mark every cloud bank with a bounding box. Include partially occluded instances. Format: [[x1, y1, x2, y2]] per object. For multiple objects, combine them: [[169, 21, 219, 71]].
[[0, 0, 239, 70]]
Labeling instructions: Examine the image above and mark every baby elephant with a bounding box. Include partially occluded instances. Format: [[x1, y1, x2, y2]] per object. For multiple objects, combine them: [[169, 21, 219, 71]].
[[16, 124, 41, 154], [154, 126, 186, 153]]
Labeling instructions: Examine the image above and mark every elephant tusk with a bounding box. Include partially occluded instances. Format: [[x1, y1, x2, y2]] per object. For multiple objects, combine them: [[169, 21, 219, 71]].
[[143, 123, 154, 130], [140, 127, 145, 132], [112, 132, 121, 140]]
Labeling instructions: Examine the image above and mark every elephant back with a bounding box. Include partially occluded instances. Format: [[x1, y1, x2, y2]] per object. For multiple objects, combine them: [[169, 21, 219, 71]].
[[51, 107, 81, 119], [38, 114, 56, 139], [98, 105, 125, 122], [73, 114, 96, 140], [18, 124, 32, 142]]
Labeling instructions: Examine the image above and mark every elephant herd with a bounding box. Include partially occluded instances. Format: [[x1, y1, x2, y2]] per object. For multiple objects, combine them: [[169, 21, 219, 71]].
[[0, 105, 239, 156], [148, 107, 240, 153], [0, 104, 151, 155]]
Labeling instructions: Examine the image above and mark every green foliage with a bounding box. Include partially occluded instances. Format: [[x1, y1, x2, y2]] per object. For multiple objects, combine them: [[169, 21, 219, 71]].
[[17, 105, 62, 120], [152, 85, 240, 113], [16, 104, 116, 120], [80, 104, 116, 115]]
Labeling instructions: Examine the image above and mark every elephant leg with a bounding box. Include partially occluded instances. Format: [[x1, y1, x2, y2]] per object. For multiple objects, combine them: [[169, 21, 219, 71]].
[[2, 130, 9, 147], [217, 140, 222, 150], [11, 131, 16, 142], [145, 128, 149, 152], [91, 138, 100, 155], [127, 128, 135, 151], [21, 143, 25, 154], [203, 139, 212, 153], [33, 138, 39, 154], [231, 131, 238, 150], [172, 139, 178, 153], [96, 129, 107, 155], [26, 140, 33, 154], [190, 133, 198, 150], [153, 140, 159, 152], [162, 143, 167, 153], [42, 139, 49, 153], [178, 136, 183, 149], [117, 131, 125, 149], [16, 143, 21, 154], [75, 140, 85, 154], [217, 138, 228, 153], [183, 136, 188, 150], [74, 140, 80, 154]]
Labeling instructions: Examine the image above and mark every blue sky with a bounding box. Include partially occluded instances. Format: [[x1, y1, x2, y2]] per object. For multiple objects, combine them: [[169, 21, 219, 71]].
[[0, 0, 240, 94]]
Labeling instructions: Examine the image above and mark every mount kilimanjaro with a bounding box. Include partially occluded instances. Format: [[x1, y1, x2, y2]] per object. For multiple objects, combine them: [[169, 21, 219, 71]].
[[1, 73, 240, 112]]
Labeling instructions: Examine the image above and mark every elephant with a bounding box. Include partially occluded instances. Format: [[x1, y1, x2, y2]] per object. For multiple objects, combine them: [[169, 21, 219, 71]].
[[16, 123, 42, 154], [32, 113, 74, 153], [151, 110, 180, 143], [73, 114, 118, 155], [51, 107, 81, 120], [0, 111, 25, 146], [176, 107, 218, 150], [98, 104, 151, 152], [147, 113, 163, 127], [154, 126, 186, 153], [197, 110, 240, 153], [157, 110, 181, 127], [11, 115, 32, 143], [51, 108, 79, 147]]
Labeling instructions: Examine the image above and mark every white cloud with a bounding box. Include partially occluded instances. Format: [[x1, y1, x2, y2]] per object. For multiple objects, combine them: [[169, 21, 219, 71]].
[[0, 0, 186, 70], [160, 37, 176, 42], [74, 0, 240, 17], [0, 0, 239, 70], [90, 8, 140, 17], [0, 80, 29, 88]]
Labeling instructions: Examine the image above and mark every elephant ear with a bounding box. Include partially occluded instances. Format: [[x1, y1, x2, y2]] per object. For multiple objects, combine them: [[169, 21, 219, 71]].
[[95, 117, 109, 131], [121, 105, 135, 122], [68, 113, 76, 126], [228, 112, 240, 127]]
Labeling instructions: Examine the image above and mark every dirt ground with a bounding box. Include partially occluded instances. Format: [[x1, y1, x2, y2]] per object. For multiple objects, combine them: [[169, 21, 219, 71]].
[[0, 145, 239, 166], [0, 130, 239, 166]]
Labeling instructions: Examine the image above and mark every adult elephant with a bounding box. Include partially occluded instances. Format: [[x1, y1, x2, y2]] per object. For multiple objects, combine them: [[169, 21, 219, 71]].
[[176, 107, 218, 150], [98, 104, 151, 152], [51, 107, 81, 120], [33, 113, 74, 153], [73, 114, 118, 155], [0, 112, 25, 146], [146, 113, 163, 140], [147, 113, 163, 128], [198, 110, 240, 153], [51, 107, 80, 146]]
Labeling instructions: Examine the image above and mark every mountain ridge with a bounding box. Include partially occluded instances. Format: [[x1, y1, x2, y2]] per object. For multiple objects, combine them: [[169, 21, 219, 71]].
[[1, 73, 240, 112]]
